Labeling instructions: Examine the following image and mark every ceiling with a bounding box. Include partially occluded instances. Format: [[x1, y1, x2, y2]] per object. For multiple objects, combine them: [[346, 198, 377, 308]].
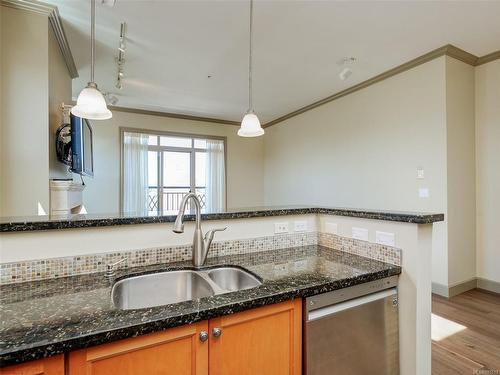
[[47, 0, 500, 123]]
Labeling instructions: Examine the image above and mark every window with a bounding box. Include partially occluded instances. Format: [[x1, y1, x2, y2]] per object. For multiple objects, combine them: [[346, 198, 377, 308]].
[[122, 130, 225, 214]]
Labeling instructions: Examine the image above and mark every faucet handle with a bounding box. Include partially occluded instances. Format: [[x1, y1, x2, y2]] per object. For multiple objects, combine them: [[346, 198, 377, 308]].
[[204, 227, 227, 241], [105, 257, 127, 279], [201, 227, 227, 266]]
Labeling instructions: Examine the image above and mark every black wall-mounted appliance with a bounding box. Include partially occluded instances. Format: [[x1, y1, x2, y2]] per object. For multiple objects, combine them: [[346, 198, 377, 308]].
[[55, 114, 94, 177]]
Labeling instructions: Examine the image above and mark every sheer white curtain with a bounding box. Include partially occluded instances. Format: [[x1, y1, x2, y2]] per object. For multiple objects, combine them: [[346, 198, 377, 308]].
[[205, 139, 225, 212], [123, 132, 149, 214]]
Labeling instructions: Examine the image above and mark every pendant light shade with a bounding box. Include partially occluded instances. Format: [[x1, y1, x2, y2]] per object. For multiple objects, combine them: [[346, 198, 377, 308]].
[[71, 0, 112, 120], [72, 82, 112, 120], [238, 111, 264, 137], [238, 0, 264, 137]]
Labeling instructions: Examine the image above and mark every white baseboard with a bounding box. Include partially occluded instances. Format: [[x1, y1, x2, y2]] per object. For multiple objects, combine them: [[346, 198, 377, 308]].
[[448, 278, 478, 297], [432, 277, 500, 297], [477, 277, 500, 294], [432, 282, 450, 297]]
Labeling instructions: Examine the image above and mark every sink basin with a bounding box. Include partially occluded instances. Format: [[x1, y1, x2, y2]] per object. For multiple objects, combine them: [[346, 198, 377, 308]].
[[112, 270, 215, 310], [207, 267, 262, 292], [111, 266, 262, 310]]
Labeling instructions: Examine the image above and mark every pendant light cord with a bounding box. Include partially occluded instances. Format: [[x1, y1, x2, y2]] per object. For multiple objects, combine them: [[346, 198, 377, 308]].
[[90, 0, 95, 83], [248, 0, 254, 112]]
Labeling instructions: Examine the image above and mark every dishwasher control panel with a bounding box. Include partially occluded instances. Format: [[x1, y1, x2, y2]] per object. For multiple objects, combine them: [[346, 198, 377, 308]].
[[306, 275, 399, 313]]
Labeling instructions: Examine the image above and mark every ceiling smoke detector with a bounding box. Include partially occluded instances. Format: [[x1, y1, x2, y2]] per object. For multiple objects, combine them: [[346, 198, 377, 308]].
[[337, 57, 357, 81], [339, 67, 352, 81]]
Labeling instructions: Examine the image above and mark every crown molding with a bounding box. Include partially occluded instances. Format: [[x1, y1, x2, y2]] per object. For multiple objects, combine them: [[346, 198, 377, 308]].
[[264, 45, 449, 128], [1, 4, 497, 130], [476, 50, 500, 66], [263, 44, 500, 128], [1, 0, 78, 79], [444, 44, 479, 65], [102, 44, 500, 129], [109, 105, 241, 127]]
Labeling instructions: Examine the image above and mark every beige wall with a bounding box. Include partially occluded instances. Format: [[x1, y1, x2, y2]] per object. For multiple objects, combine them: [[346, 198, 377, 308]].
[[0, 5, 3, 215], [48, 25, 73, 179], [0, 7, 50, 217], [81, 111, 264, 213], [475, 59, 500, 284], [264, 57, 447, 212], [0, 214, 315, 262], [263, 57, 450, 287], [445, 57, 476, 287], [263, 56, 493, 291]]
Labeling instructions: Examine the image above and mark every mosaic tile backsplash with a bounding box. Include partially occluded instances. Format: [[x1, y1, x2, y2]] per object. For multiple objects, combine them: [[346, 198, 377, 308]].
[[318, 232, 402, 266], [0, 231, 401, 284]]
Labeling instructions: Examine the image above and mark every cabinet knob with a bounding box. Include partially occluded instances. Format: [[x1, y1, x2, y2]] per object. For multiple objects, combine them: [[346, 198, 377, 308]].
[[212, 327, 222, 338], [199, 331, 209, 342]]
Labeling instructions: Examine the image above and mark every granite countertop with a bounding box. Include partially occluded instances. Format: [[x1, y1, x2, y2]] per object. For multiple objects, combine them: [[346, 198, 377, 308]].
[[0, 245, 401, 367], [0, 205, 444, 232]]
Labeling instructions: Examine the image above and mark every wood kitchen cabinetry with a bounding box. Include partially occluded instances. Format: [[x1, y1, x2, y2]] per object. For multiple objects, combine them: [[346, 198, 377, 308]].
[[0, 355, 64, 375], [67, 299, 302, 375], [68, 321, 208, 375], [209, 299, 302, 375], [1, 300, 302, 375]]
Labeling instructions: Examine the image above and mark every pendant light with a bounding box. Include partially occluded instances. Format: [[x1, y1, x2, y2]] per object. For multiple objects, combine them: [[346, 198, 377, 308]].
[[238, 0, 264, 137], [71, 0, 112, 120]]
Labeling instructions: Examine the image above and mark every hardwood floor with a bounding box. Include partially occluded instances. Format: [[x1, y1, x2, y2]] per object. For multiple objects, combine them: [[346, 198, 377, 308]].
[[432, 289, 500, 374]]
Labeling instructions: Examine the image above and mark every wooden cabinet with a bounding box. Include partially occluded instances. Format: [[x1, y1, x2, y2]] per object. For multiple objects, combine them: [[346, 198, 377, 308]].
[[0, 355, 64, 375], [6, 300, 301, 375], [68, 321, 208, 375], [209, 299, 302, 375]]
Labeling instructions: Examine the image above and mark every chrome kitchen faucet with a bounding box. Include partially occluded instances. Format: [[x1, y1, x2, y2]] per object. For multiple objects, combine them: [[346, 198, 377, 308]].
[[173, 192, 226, 268]]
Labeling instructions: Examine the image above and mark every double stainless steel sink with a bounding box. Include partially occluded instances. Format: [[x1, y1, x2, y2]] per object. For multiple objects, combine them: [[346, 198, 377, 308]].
[[112, 266, 262, 310]]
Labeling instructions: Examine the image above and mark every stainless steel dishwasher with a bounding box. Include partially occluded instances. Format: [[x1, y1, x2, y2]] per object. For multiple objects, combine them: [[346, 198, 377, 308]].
[[304, 276, 399, 375]]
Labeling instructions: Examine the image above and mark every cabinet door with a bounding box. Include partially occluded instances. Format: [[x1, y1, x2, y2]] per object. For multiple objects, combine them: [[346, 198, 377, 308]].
[[0, 355, 64, 375], [209, 299, 302, 375], [68, 321, 208, 375]]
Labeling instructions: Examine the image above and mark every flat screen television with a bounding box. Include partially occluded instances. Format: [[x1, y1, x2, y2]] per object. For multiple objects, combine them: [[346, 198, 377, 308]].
[[70, 114, 94, 177]]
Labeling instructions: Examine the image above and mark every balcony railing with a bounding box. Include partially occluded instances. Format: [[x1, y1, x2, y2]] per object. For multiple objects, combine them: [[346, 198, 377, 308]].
[[148, 187, 206, 212]]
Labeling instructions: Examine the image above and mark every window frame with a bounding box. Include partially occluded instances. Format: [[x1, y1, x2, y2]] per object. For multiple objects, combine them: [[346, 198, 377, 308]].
[[119, 127, 227, 213]]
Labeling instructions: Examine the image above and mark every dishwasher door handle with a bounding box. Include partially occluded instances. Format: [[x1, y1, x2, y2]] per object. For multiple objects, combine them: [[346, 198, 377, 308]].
[[307, 287, 397, 322]]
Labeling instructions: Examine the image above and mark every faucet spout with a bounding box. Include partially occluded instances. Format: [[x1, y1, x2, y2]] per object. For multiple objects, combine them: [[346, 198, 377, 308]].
[[172, 192, 223, 268], [172, 192, 200, 233]]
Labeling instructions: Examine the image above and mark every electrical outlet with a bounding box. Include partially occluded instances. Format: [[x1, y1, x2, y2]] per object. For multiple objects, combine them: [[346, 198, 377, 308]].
[[352, 227, 369, 241], [376, 231, 396, 246], [419, 188, 430, 198], [325, 222, 338, 234], [274, 263, 288, 276], [294, 221, 308, 232], [274, 222, 289, 234]]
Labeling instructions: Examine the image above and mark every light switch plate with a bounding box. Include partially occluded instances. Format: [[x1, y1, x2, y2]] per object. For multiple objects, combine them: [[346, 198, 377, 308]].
[[275, 222, 289, 234], [417, 168, 425, 179], [352, 227, 369, 241], [376, 231, 396, 246], [325, 222, 338, 234], [294, 221, 308, 232]]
